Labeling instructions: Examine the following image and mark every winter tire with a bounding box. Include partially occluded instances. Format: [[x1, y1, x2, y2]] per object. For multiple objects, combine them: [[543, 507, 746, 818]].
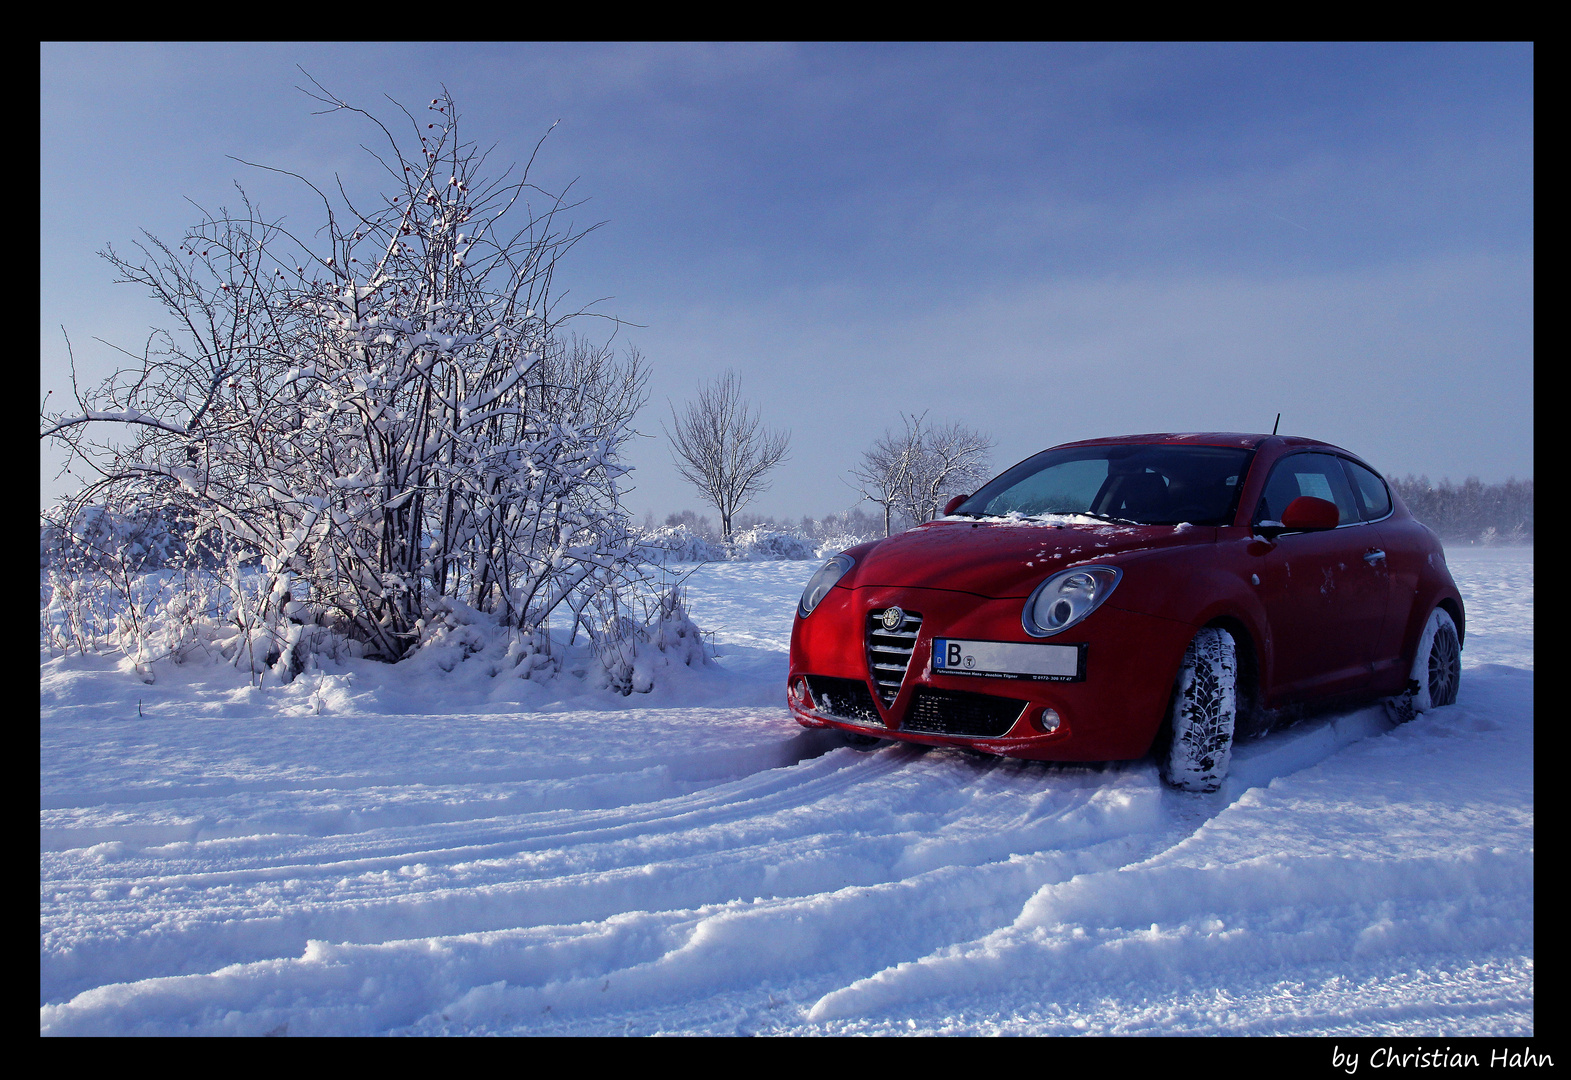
[[1159, 626, 1238, 793], [1389, 607, 1461, 722]]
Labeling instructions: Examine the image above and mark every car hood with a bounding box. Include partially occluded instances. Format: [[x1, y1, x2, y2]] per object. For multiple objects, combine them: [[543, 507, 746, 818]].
[[845, 517, 1212, 598]]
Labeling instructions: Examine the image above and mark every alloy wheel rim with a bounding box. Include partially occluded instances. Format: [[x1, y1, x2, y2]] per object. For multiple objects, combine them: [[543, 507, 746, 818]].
[[1428, 627, 1460, 706]]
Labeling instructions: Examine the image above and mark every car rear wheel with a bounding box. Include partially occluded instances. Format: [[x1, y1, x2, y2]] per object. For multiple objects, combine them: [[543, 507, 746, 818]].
[[1389, 607, 1461, 722], [1159, 626, 1238, 793]]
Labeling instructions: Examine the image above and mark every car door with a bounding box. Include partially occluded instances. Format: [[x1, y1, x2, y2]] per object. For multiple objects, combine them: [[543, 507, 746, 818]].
[[1338, 456, 1417, 690], [1246, 452, 1391, 700]]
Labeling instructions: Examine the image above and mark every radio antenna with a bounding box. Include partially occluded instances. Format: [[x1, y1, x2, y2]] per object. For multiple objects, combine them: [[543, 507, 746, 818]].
[[1272, 413, 1281, 436]]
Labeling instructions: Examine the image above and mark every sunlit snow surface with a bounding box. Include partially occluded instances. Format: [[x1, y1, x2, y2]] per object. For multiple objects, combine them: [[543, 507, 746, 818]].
[[40, 547, 1532, 1035]]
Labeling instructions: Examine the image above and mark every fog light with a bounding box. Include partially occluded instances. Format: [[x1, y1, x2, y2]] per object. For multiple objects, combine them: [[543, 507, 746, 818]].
[[1035, 707, 1061, 733], [789, 677, 811, 707]]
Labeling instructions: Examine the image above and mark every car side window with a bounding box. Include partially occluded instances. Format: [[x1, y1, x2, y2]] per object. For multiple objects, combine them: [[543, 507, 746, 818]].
[[1340, 458, 1392, 521], [1254, 453, 1361, 527]]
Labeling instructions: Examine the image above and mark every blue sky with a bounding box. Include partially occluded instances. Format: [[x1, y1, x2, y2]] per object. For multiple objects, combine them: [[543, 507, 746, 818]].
[[41, 42, 1533, 521]]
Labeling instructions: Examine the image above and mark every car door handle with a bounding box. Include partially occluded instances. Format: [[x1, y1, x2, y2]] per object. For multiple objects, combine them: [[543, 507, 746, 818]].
[[1363, 549, 1386, 564]]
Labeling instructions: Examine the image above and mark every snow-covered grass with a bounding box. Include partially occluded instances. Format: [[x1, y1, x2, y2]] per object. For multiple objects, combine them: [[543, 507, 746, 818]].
[[40, 547, 1532, 1035]]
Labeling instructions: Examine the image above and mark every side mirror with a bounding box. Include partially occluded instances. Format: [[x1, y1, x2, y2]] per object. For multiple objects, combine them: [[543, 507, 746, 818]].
[[1257, 495, 1340, 538], [943, 493, 970, 516]]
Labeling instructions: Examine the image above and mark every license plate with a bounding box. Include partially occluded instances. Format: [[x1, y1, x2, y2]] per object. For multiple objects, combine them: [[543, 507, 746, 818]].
[[931, 638, 1085, 682]]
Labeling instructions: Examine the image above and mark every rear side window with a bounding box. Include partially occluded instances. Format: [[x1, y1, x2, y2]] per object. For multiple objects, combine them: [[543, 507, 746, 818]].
[[1254, 453, 1360, 526], [1340, 458, 1392, 521]]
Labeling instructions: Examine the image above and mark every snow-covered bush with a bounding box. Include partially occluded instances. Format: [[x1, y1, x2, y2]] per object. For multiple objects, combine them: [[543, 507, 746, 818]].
[[39, 502, 215, 572], [374, 580, 705, 695], [812, 533, 868, 559], [41, 84, 652, 667], [41, 544, 370, 686], [640, 524, 730, 564], [40, 499, 242, 675], [638, 524, 819, 563], [591, 586, 709, 695], [43, 551, 708, 698], [727, 526, 816, 561], [638, 508, 879, 563]]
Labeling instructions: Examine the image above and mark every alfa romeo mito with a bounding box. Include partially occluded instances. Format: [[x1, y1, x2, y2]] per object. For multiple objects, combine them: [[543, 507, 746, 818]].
[[787, 433, 1464, 791]]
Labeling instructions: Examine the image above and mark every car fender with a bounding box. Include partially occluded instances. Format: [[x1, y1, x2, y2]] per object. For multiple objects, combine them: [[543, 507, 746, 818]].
[[1395, 570, 1466, 674], [1103, 541, 1262, 631], [1100, 542, 1273, 703], [822, 538, 884, 593]]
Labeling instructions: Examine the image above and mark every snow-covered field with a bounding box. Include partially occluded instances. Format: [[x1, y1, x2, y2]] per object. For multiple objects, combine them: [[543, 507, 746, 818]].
[[40, 546, 1533, 1036]]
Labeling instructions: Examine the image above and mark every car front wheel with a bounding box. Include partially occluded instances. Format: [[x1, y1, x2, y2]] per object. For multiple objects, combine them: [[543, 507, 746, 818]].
[[1159, 626, 1238, 793]]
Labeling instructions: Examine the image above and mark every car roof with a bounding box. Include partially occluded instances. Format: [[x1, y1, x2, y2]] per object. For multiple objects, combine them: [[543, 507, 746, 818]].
[[1050, 432, 1336, 453]]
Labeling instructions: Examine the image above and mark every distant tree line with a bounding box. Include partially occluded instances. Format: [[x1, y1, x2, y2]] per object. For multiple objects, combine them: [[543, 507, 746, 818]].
[[1388, 476, 1533, 544]]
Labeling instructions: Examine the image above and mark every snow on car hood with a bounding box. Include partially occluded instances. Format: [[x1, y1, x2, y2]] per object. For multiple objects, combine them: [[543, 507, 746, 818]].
[[845, 516, 1211, 598]]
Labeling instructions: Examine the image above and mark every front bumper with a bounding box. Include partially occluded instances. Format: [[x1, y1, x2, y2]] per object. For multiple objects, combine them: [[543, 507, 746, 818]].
[[787, 584, 1195, 761]]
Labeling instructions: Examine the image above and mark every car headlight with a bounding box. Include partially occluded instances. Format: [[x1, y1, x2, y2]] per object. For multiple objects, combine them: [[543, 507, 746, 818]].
[[1023, 565, 1122, 637], [799, 553, 855, 617]]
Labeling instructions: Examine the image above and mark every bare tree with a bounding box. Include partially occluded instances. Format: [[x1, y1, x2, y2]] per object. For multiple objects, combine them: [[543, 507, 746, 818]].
[[849, 428, 917, 538], [41, 80, 650, 667], [664, 369, 790, 540], [850, 413, 993, 535], [904, 417, 994, 523]]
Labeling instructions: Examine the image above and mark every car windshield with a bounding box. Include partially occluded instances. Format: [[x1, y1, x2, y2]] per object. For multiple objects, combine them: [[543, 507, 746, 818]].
[[955, 444, 1256, 526]]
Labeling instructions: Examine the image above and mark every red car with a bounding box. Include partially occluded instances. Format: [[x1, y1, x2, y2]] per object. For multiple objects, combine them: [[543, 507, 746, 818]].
[[787, 433, 1464, 791]]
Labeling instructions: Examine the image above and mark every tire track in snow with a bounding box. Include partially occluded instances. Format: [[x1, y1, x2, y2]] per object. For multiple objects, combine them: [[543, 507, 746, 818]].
[[40, 720, 843, 816], [42, 746, 1170, 1008], [43, 737, 909, 879], [42, 744, 902, 998], [40, 694, 1481, 1020], [41, 698, 1509, 1028]]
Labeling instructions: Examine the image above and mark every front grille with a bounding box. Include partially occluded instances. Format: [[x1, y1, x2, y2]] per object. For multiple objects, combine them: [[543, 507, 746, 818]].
[[867, 609, 922, 705], [803, 675, 882, 725], [903, 687, 1028, 738]]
